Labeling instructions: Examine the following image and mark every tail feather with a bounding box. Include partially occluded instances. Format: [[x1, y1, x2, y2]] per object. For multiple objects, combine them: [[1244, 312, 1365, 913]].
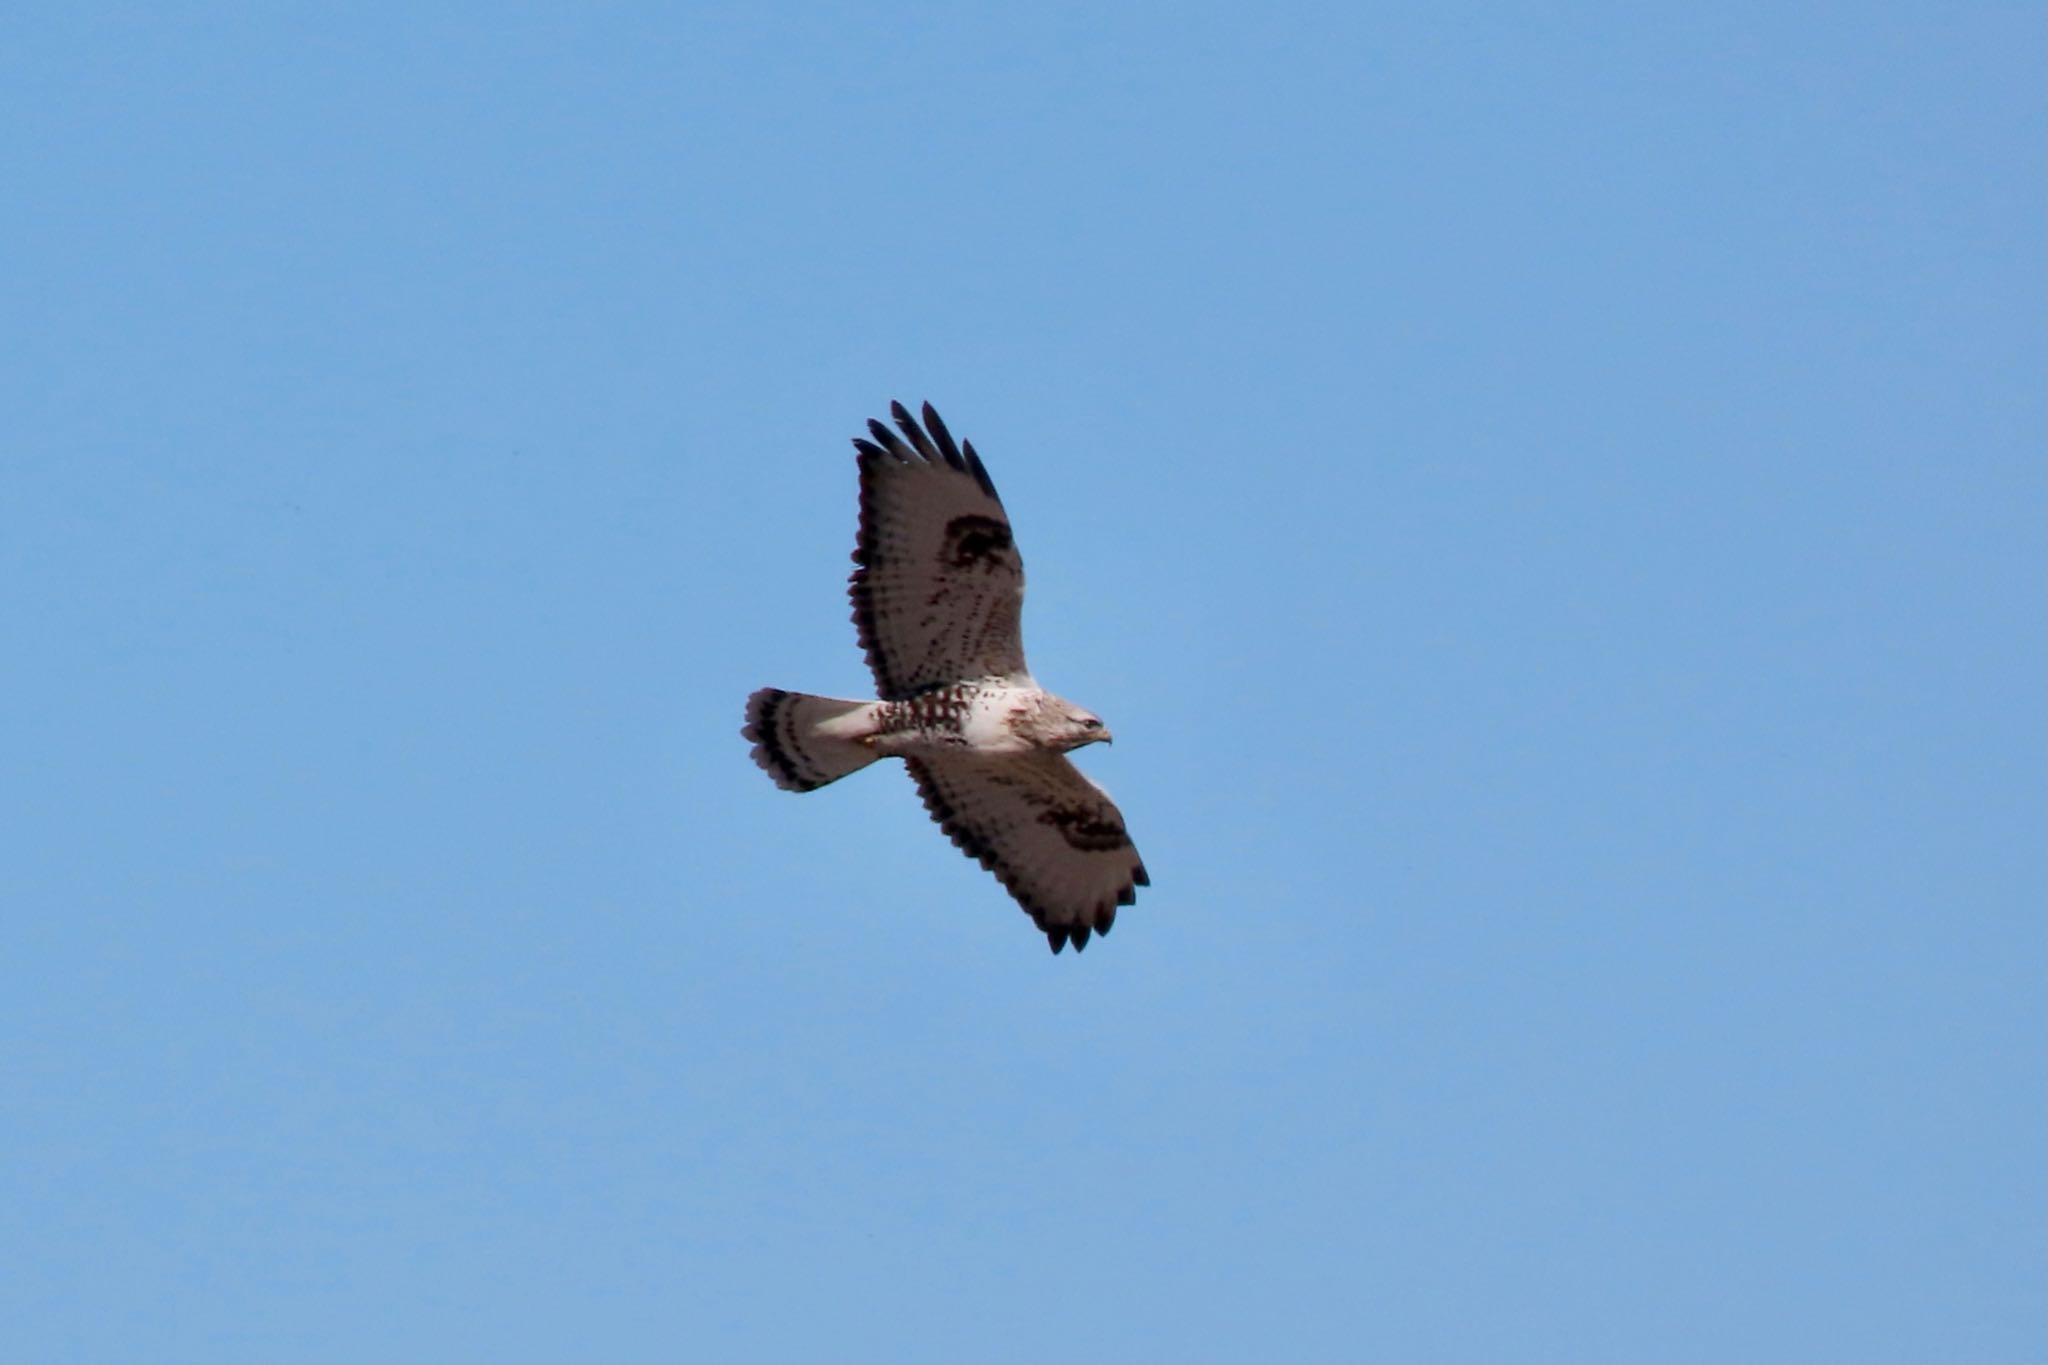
[[743, 688, 881, 791]]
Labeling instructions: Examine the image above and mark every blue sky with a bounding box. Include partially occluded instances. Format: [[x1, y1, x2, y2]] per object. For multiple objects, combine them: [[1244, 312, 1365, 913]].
[[3, 3, 2040, 1360]]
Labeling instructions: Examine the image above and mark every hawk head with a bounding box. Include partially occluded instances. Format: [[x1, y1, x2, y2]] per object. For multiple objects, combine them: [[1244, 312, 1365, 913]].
[[1009, 692, 1113, 751], [1053, 701, 1113, 751]]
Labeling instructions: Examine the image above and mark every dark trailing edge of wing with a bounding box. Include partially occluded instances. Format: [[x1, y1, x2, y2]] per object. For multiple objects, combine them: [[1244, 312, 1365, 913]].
[[848, 448, 900, 697], [905, 758, 1146, 955]]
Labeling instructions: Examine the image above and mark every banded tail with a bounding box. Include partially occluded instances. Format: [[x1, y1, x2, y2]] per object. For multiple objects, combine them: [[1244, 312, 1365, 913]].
[[743, 688, 882, 792]]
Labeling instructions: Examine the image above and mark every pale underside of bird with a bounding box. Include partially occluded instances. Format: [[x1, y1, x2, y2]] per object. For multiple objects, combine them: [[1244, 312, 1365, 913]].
[[742, 401, 1148, 953]]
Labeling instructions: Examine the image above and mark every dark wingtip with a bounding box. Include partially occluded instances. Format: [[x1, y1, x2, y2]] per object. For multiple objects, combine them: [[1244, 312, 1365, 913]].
[[1046, 926, 1069, 954], [863, 402, 998, 499], [921, 403, 967, 471], [890, 400, 940, 460], [1134, 863, 1150, 887], [865, 417, 910, 458], [961, 440, 999, 500]]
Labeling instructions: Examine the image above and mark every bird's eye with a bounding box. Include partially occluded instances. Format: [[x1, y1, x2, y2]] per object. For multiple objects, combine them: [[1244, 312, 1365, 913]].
[[1083, 718, 1102, 729]]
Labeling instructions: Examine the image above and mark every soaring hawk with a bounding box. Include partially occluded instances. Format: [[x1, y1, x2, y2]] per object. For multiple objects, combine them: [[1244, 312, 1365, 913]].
[[743, 401, 1148, 953]]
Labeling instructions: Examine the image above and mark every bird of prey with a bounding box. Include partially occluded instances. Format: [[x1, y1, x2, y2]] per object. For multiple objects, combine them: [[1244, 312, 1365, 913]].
[[743, 401, 1148, 953]]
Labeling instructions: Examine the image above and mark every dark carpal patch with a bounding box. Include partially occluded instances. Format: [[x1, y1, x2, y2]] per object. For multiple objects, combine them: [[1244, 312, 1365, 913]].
[[1037, 804, 1131, 853], [942, 514, 1014, 569]]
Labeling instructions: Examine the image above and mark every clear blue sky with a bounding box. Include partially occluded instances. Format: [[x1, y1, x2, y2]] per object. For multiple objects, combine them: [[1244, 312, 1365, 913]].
[[3, 4, 2040, 1361]]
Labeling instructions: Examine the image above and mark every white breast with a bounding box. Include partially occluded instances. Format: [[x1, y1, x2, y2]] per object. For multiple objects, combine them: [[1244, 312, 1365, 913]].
[[959, 682, 1040, 754]]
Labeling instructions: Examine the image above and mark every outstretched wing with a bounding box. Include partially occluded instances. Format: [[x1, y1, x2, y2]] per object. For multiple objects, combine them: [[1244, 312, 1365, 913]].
[[905, 751, 1148, 954], [850, 402, 1026, 700]]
